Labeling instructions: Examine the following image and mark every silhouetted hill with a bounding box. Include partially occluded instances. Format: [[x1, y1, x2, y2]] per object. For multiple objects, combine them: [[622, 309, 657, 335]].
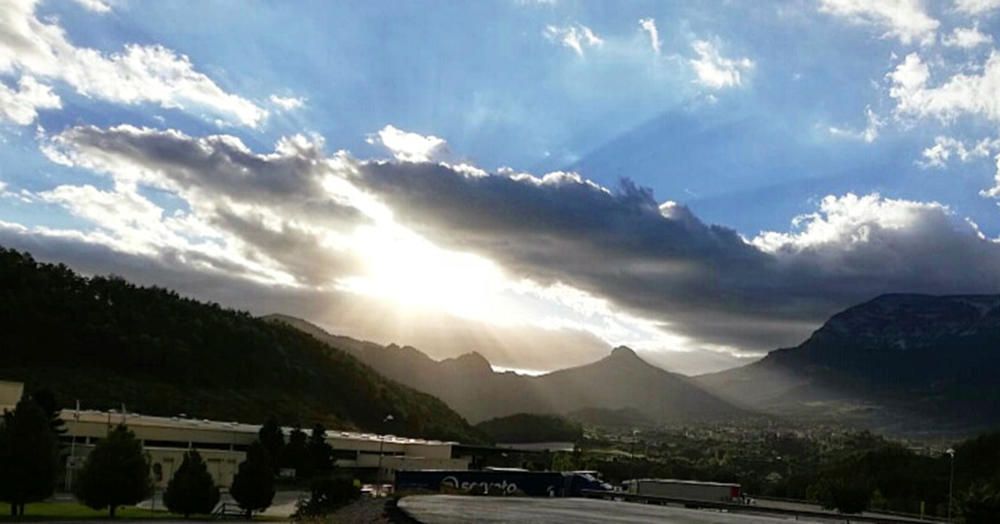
[[475, 413, 583, 443], [0, 247, 484, 443], [268, 315, 746, 424], [566, 407, 654, 429], [698, 294, 1000, 434]]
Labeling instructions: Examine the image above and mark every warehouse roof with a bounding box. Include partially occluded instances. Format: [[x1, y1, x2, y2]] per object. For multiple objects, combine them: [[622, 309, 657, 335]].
[[60, 408, 454, 446]]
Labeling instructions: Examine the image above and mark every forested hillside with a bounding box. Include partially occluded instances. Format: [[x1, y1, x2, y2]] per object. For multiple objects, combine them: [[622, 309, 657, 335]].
[[0, 247, 484, 443], [475, 413, 583, 443]]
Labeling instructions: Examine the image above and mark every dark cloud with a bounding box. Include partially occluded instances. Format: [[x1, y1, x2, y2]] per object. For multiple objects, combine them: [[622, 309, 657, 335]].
[[354, 162, 1000, 351], [45, 126, 368, 285], [35, 124, 1000, 364]]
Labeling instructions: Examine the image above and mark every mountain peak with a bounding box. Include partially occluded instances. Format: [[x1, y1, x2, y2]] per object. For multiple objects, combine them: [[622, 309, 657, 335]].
[[608, 345, 641, 361], [443, 351, 493, 373]]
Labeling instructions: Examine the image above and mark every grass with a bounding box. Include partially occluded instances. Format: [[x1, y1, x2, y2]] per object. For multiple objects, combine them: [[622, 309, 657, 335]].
[[0, 501, 201, 521]]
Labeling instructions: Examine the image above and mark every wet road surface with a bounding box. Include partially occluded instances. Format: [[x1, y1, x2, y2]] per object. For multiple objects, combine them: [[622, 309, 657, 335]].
[[398, 495, 829, 524]]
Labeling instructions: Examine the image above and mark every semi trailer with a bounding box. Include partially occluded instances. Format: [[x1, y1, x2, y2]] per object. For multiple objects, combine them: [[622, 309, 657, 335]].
[[395, 469, 611, 497], [623, 478, 744, 504]]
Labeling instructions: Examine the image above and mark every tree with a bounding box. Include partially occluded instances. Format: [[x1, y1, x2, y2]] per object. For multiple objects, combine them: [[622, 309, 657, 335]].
[[31, 388, 67, 437], [293, 476, 360, 517], [814, 477, 871, 514], [284, 426, 311, 478], [231, 441, 275, 518], [309, 424, 334, 475], [258, 417, 284, 474], [163, 450, 220, 518], [962, 482, 1000, 524], [0, 398, 58, 516], [74, 425, 151, 518]]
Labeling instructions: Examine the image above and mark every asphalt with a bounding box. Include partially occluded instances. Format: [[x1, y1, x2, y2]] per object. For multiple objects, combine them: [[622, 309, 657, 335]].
[[397, 495, 832, 524]]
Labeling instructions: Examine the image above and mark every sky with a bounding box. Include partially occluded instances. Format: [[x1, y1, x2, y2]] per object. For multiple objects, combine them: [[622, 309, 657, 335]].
[[4, 0, 1000, 375]]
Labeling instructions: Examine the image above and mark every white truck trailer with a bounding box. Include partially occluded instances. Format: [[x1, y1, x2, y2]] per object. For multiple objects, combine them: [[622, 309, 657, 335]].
[[623, 479, 743, 504]]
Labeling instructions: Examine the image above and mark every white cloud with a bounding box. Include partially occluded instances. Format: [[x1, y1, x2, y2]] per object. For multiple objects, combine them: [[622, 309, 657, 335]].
[[889, 51, 1000, 123], [942, 25, 993, 48], [828, 106, 885, 143], [366, 125, 447, 162], [753, 193, 953, 252], [0, 75, 60, 125], [543, 24, 603, 57], [638, 18, 661, 55], [269, 94, 306, 111], [689, 40, 754, 89], [0, 0, 266, 127], [72, 0, 112, 13], [919, 135, 997, 167], [954, 0, 1000, 15], [818, 0, 939, 45]]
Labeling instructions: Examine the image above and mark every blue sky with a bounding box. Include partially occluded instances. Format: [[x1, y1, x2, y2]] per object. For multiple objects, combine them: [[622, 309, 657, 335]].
[[4, 0, 1000, 374]]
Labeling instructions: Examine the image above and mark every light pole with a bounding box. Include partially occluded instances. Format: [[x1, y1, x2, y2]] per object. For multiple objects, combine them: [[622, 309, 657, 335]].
[[376, 414, 394, 495], [629, 429, 639, 484], [946, 448, 955, 522]]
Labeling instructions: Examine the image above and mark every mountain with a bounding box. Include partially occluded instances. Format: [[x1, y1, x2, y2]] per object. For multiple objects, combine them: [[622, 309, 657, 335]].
[[267, 315, 746, 424], [697, 294, 1000, 434], [0, 247, 484, 443]]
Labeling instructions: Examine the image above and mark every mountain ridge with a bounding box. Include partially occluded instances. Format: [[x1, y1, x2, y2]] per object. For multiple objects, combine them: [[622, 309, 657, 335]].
[[266, 314, 747, 424], [697, 293, 1000, 434]]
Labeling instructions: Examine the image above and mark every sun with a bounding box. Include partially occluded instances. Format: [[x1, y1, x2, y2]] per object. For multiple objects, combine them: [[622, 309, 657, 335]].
[[338, 223, 515, 322]]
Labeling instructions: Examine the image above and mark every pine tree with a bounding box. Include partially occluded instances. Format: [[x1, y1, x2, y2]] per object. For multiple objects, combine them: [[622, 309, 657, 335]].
[[257, 417, 284, 475], [163, 450, 220, 518], [230, 441, 275, 518], [0, 398, 58, 516], [284, 427, 311, 478], [31, 388, 67, 437], [73, 425, 152, 518], [309, 424, 334, 475]]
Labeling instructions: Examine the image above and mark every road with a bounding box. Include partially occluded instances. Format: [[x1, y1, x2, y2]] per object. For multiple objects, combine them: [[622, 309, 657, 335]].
[[398, 495, 832, 524]]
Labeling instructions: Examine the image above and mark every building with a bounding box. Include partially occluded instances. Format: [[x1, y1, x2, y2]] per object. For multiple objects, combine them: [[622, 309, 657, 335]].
[[0, 380, 24, 413], [61, 409, 470, 488]]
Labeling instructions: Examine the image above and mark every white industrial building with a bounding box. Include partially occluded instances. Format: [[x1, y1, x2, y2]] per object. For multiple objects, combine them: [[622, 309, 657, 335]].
[[60, 408, 470, 488], [0, 380, 23, 413]]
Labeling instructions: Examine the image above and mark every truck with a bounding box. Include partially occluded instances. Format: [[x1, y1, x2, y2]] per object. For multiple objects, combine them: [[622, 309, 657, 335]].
[[395, 469, 611, 497], [622, 478, 744, 505]]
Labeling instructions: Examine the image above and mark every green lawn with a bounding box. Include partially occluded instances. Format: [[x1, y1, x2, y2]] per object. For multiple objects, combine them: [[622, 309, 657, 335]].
[[0, 501, 193, 521]]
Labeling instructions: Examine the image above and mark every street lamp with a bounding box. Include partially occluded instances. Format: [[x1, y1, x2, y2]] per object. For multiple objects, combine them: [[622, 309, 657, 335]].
[[376, 414, 394, 495], [629, 429, 639, 483], [946, 448, 956, 522]]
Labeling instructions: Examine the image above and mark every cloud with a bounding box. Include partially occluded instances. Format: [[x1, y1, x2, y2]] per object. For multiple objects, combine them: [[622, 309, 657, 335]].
[[72, 0, 112, 12], [0, 0, 266, 127], [889, 51, 1000, 123], [29, 123, 1000, 364], [269, 94, 306, 111], [828, 106, 885, 143], [366, 125, 448, 162], [350, 161, 1000, 351], [40, 125, 370, 286], [638, 18, 661, 55], [942, 25, 993, 48], [0, 75, 60, 125], [689, 40, 754, 89], [919, 135, 997, 167], [818, 0, 939, 45], [954, 0, 1000, 15], [543, 24, 603, 57]]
